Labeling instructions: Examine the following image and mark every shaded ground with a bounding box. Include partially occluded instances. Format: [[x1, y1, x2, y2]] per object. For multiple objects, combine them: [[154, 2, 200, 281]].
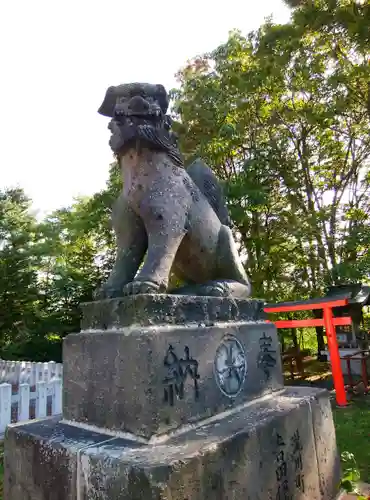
[[284, 356, 334, 389], [284, 356, 369, 393]]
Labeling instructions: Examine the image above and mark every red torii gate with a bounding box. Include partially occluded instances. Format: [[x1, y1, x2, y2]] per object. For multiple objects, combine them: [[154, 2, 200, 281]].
[[264, 294, 352, 406]]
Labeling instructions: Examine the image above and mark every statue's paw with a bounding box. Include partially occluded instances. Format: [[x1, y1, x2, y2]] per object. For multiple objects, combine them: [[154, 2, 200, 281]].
[[122, 280, 165, 295]]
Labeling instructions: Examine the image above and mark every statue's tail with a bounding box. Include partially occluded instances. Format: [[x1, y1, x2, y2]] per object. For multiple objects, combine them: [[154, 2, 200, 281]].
[[186, 159, 231, 227]]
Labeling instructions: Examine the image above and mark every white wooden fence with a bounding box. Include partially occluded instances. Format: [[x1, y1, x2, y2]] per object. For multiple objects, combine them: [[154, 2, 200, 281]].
[[0, 359, 63, 386], [0, 360, 63, 435], [0, 380, 63, 434]]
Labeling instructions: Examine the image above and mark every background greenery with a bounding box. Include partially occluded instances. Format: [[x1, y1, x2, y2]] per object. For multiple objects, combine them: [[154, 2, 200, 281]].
[[0, 0, 369, 361]]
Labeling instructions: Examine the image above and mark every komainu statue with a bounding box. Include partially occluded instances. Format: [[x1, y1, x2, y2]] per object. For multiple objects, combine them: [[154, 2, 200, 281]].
[[96, 83, 251, 299]]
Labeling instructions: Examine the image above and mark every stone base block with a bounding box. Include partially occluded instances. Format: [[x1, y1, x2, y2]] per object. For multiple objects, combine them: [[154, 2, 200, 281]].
[[63, 320, 283, 438], [63, 295, 283, 439], [4, 386, 341, 500]]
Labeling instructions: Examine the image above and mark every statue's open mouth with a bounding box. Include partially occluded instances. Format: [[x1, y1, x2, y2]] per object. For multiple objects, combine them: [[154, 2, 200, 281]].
[[113, 95, 163, 122], [114, 109, 162, 119], [98, 83, 169, 120]]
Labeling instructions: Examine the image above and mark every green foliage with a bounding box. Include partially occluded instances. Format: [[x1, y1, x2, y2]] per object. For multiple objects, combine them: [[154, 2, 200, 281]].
[[339, 451, 368, 499], [341, 451, 361, 493], [0, 163, 119, 360], [0, 189, 40, 346], [0, 334, 63, 363], [171, 4, 370, 311]]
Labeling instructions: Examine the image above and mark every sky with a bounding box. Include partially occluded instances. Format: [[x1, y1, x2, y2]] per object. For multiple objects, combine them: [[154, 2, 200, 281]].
[[0, 0, 290, 217]]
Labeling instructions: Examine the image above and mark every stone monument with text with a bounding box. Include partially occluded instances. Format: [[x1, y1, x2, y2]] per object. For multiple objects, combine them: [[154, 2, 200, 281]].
[[4, 83, 341, 500]]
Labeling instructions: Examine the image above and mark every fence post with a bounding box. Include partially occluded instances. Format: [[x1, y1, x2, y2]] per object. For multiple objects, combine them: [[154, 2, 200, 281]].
[[30, 363, 37, 387], [5, 362, 11, 383], [0, 383, 12, 434], [10, 361, 16, 384], [25, 361, 32, 385], [36, 362, 43, 383], [35, 381, 47, 419], [49, 361, 57, 381], [8, 362, 13, 383], [20, 361, 27, 383], [14, 362, 21, 387], [43, 362, 51, 383], [18, 383, 31, 422], [51, 379, 62, 415]]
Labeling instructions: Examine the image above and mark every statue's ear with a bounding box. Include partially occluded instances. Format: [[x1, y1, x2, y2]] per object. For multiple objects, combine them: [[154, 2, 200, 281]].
[[155, 84, 169, 114], [98, 86, 117, 117]]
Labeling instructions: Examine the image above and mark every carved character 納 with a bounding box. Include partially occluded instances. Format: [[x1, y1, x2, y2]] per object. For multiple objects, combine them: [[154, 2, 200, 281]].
[[162, 345, 200, 405]]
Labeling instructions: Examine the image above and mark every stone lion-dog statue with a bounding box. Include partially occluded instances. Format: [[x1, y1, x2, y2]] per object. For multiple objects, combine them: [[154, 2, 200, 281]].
[[96, 82, 251, 299]]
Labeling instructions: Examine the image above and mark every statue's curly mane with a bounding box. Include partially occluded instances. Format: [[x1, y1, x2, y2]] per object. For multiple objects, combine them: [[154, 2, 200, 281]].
[[99, 83, 183, 167]]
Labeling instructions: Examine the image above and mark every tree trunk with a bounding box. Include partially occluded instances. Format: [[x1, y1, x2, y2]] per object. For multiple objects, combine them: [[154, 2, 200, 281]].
[[288, 314, 299, 350]]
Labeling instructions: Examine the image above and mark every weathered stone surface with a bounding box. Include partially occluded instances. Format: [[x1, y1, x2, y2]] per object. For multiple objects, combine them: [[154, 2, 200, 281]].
[[3, 416, 135, 500], [63, 317, 283, 438], [79, 387, 340, 499], [5, 387, 340, 500], [310, 390, 342, 498], [80, 294, 266, 330]]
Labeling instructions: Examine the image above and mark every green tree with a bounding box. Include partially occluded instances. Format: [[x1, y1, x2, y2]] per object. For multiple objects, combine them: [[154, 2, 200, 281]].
[[171, 12, 370, 351], [26, 161, 120, 360], [1, 161, 121, 361], [282, 0, 370, 53], [0, 189, 40, 349]]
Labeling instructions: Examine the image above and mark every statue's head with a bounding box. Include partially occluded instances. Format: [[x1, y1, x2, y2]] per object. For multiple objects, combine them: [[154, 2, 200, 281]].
[[98, 83, 182, 165], [98, 83, 169, 119]]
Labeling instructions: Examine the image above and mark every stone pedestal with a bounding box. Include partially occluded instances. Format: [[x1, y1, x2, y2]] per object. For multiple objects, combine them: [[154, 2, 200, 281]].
[[4, 295, 341, 500], [63, 296, 283, 438]]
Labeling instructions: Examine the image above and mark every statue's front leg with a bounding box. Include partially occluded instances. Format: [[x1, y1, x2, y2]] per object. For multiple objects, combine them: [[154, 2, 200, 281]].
[[95, 199, 147, 299], [123, 210, 187, 296]]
